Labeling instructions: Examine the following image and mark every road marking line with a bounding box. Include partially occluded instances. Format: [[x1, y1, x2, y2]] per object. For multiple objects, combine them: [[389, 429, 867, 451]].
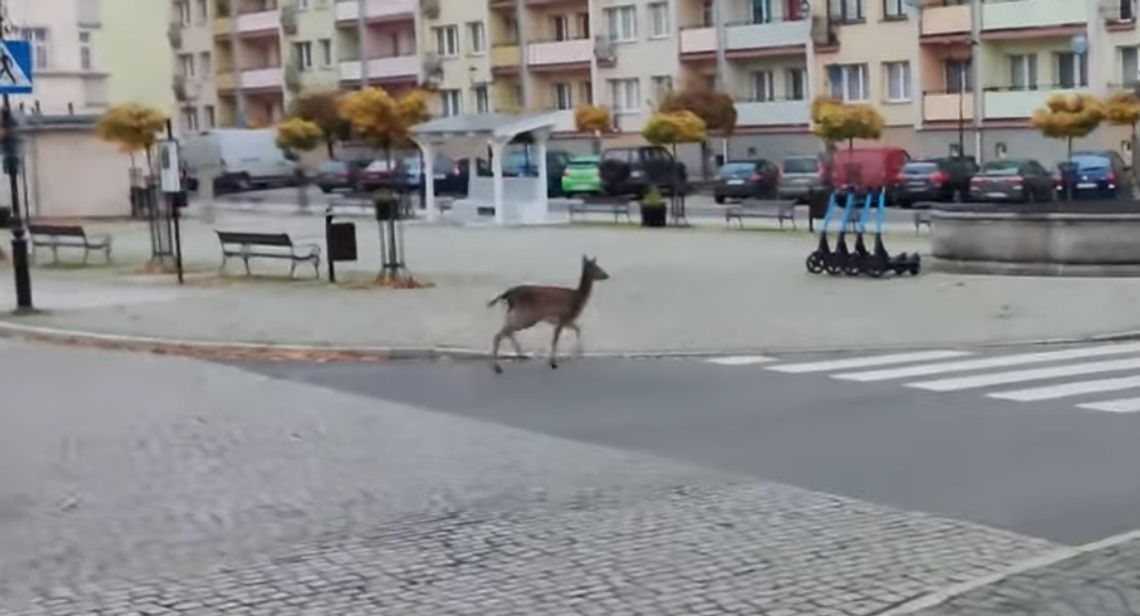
[[908, 357, 1140, 392], [836, 341, 1140, 382], [766, 350, 970, 374], [706, 355, 775, 366], [1077, 397, 1140, 413], [988, 375, 1140, 402]]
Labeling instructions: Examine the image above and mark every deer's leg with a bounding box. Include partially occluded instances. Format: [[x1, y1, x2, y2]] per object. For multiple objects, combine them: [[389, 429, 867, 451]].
[[508, 334, 525, 360], [492, 330, 507, 374], [549, 324, 565, 369], [568, 323, 584, 357]]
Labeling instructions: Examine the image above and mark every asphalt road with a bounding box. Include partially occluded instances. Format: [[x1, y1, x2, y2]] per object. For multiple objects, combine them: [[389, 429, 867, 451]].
[[240, 342, 1140, 547]]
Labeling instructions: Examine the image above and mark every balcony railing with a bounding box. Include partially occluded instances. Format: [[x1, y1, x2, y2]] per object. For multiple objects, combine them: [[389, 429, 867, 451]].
[[981, 0, 1087, 31], [733, 98, 810, 126], [921, 3, 970, 36], [983, 84, 1087, 119], [679, 26, 717, 55], [335, 0, 416, 22], [724, 17, 810, 52], [241, 66, 283, 89], [338, 55, 418, 82], [526, 38, 592, 67], [491, 44, 521, 70], [236, 8, 280, 34], [922, 90, 974, 122]]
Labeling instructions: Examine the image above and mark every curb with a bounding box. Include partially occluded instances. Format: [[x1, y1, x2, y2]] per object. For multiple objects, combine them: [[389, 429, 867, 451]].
[[876, 528, 1140, 615], [5, 318, 1140, 363]]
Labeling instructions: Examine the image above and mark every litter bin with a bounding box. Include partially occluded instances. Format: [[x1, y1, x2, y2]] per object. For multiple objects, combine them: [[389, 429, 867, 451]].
[[324, 208, 359, 283], [0, 207, 10, 229]]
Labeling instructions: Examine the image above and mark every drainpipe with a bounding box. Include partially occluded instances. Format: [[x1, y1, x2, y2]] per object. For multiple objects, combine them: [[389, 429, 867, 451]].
[[970, 0, 983, 162], [714, 0, 728, 91], [357, 0, 367, 88], [230, 0, 247, 126], [515, 0, 529, 108]]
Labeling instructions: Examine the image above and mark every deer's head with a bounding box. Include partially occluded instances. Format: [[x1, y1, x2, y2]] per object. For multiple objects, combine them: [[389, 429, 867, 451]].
[[582, 256, 610, 281]]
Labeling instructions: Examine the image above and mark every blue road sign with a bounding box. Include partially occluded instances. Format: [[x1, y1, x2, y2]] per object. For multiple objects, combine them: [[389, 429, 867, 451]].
[[0, 40, 33, 95]]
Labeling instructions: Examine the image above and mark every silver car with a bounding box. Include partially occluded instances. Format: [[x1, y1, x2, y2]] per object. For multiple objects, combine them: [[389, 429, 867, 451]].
[[778, 155, 825, 202]]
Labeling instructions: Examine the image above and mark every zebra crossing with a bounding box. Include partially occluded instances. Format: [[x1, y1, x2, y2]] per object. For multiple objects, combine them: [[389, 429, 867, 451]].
[[705, 342, 1140, 414]]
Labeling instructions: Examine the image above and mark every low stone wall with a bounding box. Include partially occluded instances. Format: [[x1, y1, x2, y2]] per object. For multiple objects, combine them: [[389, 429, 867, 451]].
[[930, 204, 1140, 276]]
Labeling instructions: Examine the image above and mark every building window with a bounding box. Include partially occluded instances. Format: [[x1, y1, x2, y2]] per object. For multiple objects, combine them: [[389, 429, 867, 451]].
[[178, 53, 195, 78], [297, 0, 310, 8], [944, 59, 971, 93], [702, 1, 714, 26], [649, 3, 671, 37], [435, 26, 460, 57], [752, 71, 775, 101], [20, 28, 49, 70], [552, 15, 570, 41], [884, 61, 910, 101], [513, 84, 524, 107], [200, 52, 212, 78], [577, 12, 590, 38], [182, 107, 199, 132], [1055, 52, 1089, 88], [652, 75, 673, 102], [883, 0, 905, 19], [440, 89, 462, 116], [176, 1, 191, 25], [828, 63, 868, 101], [474, 86, 489, 113], [505, 17, 520, 44], [609, 78, 640, 112], [580, 80, 593, 105], [467, 22, 486, 54], [294, 41, 313, 72], [605, 6, 638, 42], [78, 31, 93, 71], [554, 83, 573, 109], [828, 0, 863, 22], [1008, 54, 1038, 90], [196, 0, 208, 22], [204, 105, 216, 128], [752, 0, 773, 23], [319, 39, 332, 66], [786, 68, 806, 100], [1122, 46, 1138, 85]]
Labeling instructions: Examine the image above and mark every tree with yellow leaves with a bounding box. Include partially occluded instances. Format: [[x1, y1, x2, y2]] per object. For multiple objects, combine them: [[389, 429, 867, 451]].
[[642, 111, 706, 208], [96, 103, 168, 175], [811, 96, 884, 186], [574, 104, 612, 153], [1105, 91, 1140, 182], [338, 87, 432, 167], [276, 118, 324, 209], [1031, 93, 1105, 161]]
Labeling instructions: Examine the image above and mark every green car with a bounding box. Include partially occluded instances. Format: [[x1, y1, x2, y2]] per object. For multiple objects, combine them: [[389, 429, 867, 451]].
[[561, 155, 602, 196]]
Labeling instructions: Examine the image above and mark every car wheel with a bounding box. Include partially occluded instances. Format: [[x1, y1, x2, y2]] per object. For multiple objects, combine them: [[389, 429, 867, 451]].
[[714, 195, 725, 204], [319, 186, 333, 194]]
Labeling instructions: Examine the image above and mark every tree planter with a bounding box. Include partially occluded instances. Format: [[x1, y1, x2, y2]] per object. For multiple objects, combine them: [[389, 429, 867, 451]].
[[373, 197, 401, 221], [640, 204, 667, 227]]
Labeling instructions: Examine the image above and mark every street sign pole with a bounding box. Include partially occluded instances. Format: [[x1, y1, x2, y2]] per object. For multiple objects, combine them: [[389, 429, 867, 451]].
[[0, 14, 34, 312]]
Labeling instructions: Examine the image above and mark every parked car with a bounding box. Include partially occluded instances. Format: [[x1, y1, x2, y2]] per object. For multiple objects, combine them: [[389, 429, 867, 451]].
[[969, 159, 1055, 203], [832, 147, 911, 193], [1058, 151, 1134, 200], [181, 129, 298, 193], [893, 156, 978, 206], [501, 149, 574, 197], [315, 159, 369, 194], [713, 159, 780, 203], [600, 146, 688, 196], [561, 155, 603, 196], [358, 156, 464, 194], [778, 155, 825, 202]]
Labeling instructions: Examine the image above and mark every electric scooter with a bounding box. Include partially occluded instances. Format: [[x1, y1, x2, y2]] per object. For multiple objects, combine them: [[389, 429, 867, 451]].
[[870, 188, 921, 276], [824, 190, 858, 276], [850, 190, 876, 276], [805, 190, 840, 274]]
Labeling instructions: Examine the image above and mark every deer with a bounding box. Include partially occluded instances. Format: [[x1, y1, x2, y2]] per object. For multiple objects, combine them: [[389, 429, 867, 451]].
[[487, 256, 610, 374]]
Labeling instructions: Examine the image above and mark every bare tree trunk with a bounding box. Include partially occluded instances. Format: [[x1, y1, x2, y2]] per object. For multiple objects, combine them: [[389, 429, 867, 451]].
[[326, 139, 336, 159]]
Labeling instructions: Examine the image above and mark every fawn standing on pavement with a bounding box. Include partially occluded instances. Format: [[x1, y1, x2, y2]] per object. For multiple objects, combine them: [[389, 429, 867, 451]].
[[487, 256, 610, 374]]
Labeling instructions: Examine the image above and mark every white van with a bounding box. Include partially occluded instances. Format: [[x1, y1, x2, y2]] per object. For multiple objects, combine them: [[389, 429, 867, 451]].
[[181, 129, 297, 192]]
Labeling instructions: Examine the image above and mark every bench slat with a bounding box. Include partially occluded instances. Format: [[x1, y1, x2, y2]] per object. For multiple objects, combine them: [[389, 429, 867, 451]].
[[30, 225, 85, 237], [217, 231, 293, 247]]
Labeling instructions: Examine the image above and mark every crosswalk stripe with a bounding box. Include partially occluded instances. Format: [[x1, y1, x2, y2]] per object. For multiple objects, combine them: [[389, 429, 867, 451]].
[[835, 342, 1140, 382], [706, 355, 775, 366], [988, 375, 1140, 402], [1077, 397, 1140, 413], [908, 357, 1140, 392], [766, 350, 971, 374]]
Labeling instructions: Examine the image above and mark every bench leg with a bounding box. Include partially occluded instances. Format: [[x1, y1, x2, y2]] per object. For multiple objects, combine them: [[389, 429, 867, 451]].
[[289, 260, 297, 279], [243, 256, 251, 276], [105, 245, 113, 264], [52, 245, 59, 265], [82, 248, 90, 266], [219, 255, 229, 275], [311, 258, 320, 279]]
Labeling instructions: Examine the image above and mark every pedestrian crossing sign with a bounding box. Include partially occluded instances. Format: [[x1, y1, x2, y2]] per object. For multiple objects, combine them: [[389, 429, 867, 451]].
[[0, 40, 33, 94]]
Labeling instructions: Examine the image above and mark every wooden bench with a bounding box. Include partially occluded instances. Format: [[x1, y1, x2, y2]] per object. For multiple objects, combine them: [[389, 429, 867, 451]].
[[216, 231, 321, 278], [725, 200, 797, 230], [568, 197, 633, 223], [29, 224, 112, 264], [915, 211, 932, 234]]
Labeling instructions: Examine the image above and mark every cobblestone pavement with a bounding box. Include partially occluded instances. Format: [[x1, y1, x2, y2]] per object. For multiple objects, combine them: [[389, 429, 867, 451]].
[[0, 340, 1061, 614], [908, 537, 1140, 616]]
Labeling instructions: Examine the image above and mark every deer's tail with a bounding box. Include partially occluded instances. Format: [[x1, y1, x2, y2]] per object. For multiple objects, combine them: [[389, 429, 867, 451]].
[[487, 291, 508, 308]]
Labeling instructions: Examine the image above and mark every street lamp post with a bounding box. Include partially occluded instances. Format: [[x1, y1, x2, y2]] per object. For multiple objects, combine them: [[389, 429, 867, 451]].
[[0, 10, 31, 311]]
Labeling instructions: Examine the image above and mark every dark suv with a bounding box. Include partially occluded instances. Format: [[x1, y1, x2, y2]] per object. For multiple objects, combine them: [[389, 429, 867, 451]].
[[1061, 151, 1134, 200], [893, 156, 978, 206], [600, 146, 688, 196]]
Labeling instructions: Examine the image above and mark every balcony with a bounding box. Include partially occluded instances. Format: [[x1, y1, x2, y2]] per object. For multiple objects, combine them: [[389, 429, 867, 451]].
[[734, 99, 810, 126], [984, 86, 1086, 119], [338, 55, 418, 82], [981, 0, 1087, 32], [236, 9, 280, 35], [923, 91, 974, 122], [526, 38, 592, 70], [679, 26, 717, 57], [922, 4, 970, 37], [241, 66, 283, 89], [545, 109, 577, 132], [216, 70, 239, 90], [335, 0, 416, 22], [724, 18, 810, 56], [213, 15, 232, 37], [491, 44, 521, 72]]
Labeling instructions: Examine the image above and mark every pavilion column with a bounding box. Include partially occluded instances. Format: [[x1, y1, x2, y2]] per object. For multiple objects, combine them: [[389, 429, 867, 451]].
[[533, 131, 549, 224], [491, 139, 506, 225]]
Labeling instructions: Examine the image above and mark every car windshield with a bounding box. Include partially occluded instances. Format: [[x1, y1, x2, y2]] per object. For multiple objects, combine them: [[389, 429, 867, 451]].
[[783, 157, 819, 173], [720, 163, 756, 176], [903, 162, 939, 174], [980, 161, 1023, 176], [568, 157, 600, 167], [319, 161, 346, 173], [1071, 154, 1111, 171]]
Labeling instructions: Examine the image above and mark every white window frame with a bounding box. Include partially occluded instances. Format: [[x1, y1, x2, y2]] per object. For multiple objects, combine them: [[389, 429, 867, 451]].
[[200, 52, 212, 79], [21, 28, 49, 70], [435, 26, 460, 58], [553, 83, 573, 110], [1122, 46, 1139, 85], [652, 75, 673, 102], [1008, 54, 1038, 90], [609, 78, 641, 113], [1055, 51, 1089, 88], [178, 53, 195, 78], [884, 61, 910, 102], [294, 41, 313, 72], [605, 6, 638, 43], [648, 2, 671, 38], [829, 63, 868, 102], [752, 70, 775, 102], [319, 39, 332, 67], [204, 104, 216, 129], [467, 21, 486, 55], [883, 0, 905, 19], [552, 15, 570, 41], [474, 86, 489, 113], [786, 67, 806, 100], [441, 89, 462, 116], [182, 107, 199, 132]]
